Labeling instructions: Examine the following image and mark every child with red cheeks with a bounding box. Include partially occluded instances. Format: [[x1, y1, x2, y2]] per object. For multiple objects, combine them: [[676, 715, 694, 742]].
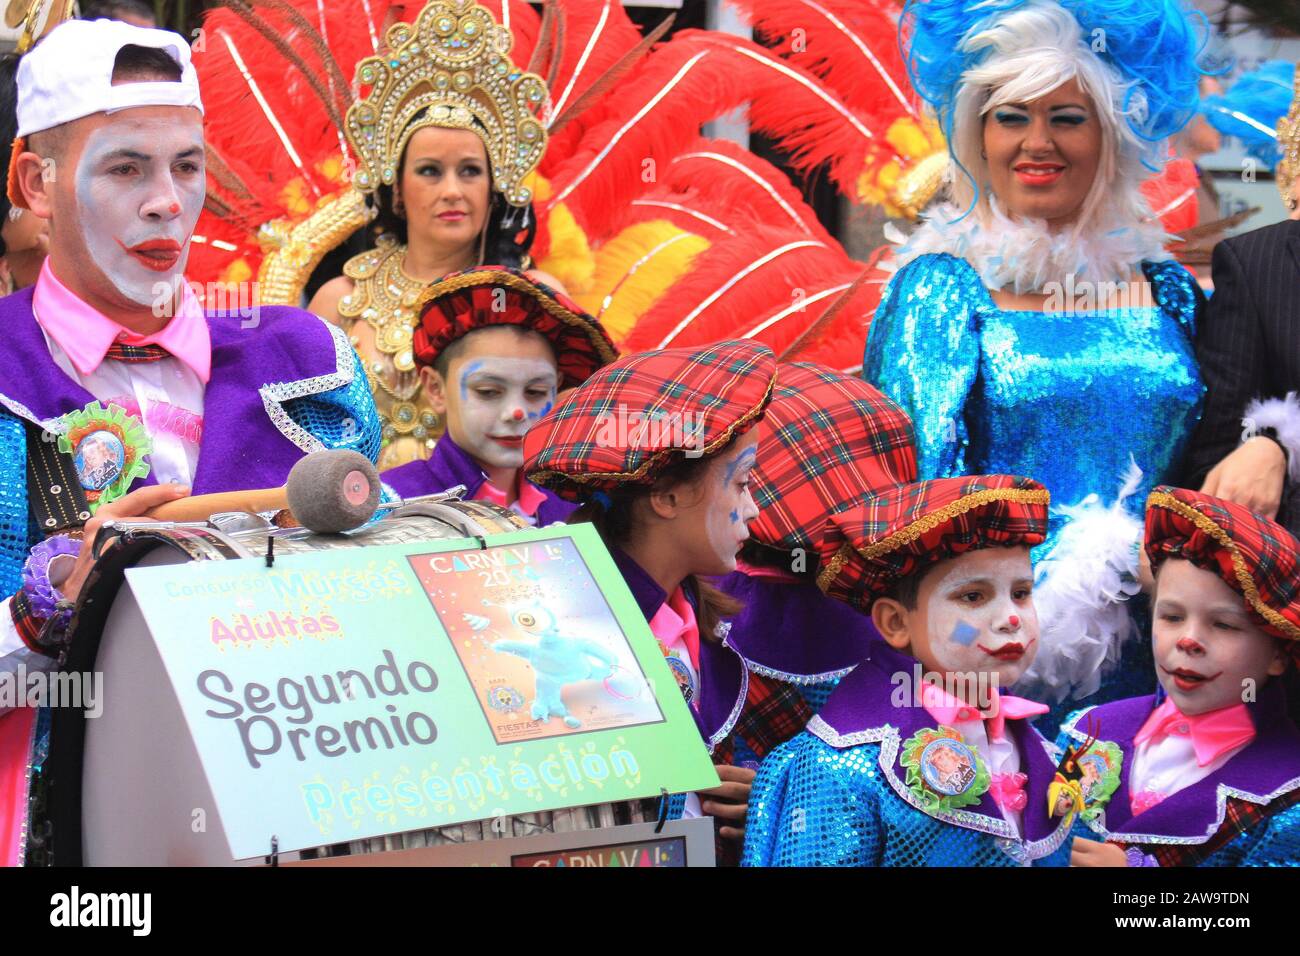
[[1060, 486, 1300, 867], [743, 475, 1074, 867], [381, 267, 617, 525]]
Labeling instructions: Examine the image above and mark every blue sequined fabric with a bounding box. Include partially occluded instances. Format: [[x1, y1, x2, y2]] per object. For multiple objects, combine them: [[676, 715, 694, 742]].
[[864, 253, 1202, 542], [741, 731, 1070, 867], [282, 351, 383, 463], [0, 411, 32, 595]]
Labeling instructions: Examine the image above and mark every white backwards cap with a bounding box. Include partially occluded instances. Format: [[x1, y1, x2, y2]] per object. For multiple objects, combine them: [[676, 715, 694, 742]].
[[16, 18, 203, 138]]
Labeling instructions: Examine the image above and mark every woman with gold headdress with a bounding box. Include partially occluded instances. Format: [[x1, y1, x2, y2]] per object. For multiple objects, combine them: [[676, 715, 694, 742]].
[[303, 2, 564, 469]]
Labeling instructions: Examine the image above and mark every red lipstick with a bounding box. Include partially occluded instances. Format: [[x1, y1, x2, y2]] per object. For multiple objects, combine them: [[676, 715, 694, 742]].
[[1013, 162, 1065, 186], [1161, 666, 1222, 692], [117, 238, 182, 272]]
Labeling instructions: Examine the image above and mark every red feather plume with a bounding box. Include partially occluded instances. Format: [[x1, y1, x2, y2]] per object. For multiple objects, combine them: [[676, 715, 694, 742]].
[[727, 0, 917, 124], [545, 29, 873, 235], [622, 218, 860, 353]]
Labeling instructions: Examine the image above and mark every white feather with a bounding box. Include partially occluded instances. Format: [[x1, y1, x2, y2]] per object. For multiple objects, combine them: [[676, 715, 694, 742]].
[[1244, 392, 1300, 484], [1016, 459, 1147, 704]]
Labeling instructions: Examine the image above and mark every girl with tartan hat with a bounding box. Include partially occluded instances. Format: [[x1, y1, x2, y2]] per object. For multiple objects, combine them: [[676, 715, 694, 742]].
[[524, 340, 776, 848], [742, 475, 1075, 867], [382, 266, 616, 526], [1059, 487, 1300, 867]]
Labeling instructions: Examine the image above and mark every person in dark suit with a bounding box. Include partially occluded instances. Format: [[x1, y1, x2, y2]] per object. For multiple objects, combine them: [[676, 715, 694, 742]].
[[1183, 217, 1300, 534]]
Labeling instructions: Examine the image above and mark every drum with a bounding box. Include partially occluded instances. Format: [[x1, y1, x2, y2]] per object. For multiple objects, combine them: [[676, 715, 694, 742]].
[[38, 495, 660, 865]]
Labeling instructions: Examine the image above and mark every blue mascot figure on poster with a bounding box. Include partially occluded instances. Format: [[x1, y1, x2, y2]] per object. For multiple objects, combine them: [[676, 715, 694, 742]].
[[492, 605, 617, 728]]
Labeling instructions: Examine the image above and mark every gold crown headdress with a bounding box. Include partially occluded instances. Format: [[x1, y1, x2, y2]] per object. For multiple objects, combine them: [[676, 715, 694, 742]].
[[344, 0, 549, 208], [1279, 69, 1300, 212]]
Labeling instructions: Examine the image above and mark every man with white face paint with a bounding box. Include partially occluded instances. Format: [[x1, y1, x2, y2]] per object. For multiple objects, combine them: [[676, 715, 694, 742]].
[[744, 475, 1077, 867], [383, 267, 617, 526], [0, 19, 380, 866]]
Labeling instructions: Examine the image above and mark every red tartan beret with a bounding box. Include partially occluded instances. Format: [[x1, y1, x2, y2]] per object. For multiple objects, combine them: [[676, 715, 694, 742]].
[[749, 363, 917, 552], [411, 266, 618, 390], [816, 475, 1050, 612], [1145, 486, 1300, 642], [524, 340, 777, 499]]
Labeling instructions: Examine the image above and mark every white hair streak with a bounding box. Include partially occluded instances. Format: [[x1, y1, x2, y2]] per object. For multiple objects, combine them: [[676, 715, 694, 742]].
[[895, 1, 1174, 292]]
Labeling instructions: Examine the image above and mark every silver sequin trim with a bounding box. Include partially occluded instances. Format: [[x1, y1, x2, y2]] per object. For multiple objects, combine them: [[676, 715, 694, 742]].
[[707, 633, 750, 754], [259, 319, 355, 453], [1063, 707, 1300, 846], [745, 659, 857, 687], [0, 393, 63, 435]]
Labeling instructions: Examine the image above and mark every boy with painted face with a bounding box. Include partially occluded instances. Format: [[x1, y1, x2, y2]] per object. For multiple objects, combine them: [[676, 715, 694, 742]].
[[0, 20, 381, 866], [1061, 486, 1300, 867], [382, 267, 616, 526], [525, 341, 774, 849], [743, 475, 1076, 867]]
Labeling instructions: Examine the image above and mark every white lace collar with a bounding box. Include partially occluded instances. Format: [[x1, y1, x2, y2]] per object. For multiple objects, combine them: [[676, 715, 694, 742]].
[[887, 197, 1173, 294]]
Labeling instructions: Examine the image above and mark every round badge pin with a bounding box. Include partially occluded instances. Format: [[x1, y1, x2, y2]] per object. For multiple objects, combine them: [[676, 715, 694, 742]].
[[900, 725, 990, 813], [56, 401, 153, 514], [920, 738, 980, 797], [664, 654, 697, 704]]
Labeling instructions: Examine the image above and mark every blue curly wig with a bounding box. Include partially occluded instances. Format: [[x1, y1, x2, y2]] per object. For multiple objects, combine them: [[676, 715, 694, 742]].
[[901, 0, 1214, 163], [1202, 60, 1294, 168]]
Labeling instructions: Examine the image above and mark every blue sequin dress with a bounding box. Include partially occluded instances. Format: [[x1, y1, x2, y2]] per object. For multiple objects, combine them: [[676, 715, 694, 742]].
[[864, 253, 1204, 716]]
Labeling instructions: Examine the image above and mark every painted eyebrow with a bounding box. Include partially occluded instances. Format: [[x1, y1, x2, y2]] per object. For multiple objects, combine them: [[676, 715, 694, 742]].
[[96, 146, 205, 162], [409, 154, 485, 163], [997, 103, 1089, 112], [724, 447, 757, 482], [463, 372, 555, 385]]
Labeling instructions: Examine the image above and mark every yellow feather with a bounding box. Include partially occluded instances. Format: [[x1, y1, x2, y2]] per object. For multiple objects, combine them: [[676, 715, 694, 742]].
[[572, 220, 710, 347], [537, 200, 596, 294]]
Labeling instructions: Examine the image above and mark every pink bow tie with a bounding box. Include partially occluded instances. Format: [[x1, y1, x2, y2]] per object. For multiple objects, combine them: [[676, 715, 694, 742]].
[[989, 772, 1028, 812], [1134, 698, 1256, 767], [920, 683, 1049, 742]]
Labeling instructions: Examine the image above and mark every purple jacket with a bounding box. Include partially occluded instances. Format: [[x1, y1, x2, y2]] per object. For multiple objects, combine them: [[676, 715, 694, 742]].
[[810, 638, 1073, 850], [383, 432, 576, 526], [0, 288, 380, 592], [608, 546, 747, 753], [1059, 683, 1300, 846]]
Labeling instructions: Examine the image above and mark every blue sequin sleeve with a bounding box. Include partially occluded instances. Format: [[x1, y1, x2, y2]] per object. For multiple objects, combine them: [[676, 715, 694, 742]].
[[0, 410, 30, 596], [281, 349, 383, 464], [863, 253, 985, 479], [741, 733, 881, 867]]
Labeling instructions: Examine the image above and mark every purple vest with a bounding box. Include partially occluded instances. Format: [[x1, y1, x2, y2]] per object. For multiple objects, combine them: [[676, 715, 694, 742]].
[[383, 432, 576, 525], [0, 287, 359, 494], [1060, 683, 1300, 844]]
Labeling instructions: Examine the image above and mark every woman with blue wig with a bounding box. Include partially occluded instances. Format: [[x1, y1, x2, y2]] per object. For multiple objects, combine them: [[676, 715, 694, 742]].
[[864, 0, 1213, 716]]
